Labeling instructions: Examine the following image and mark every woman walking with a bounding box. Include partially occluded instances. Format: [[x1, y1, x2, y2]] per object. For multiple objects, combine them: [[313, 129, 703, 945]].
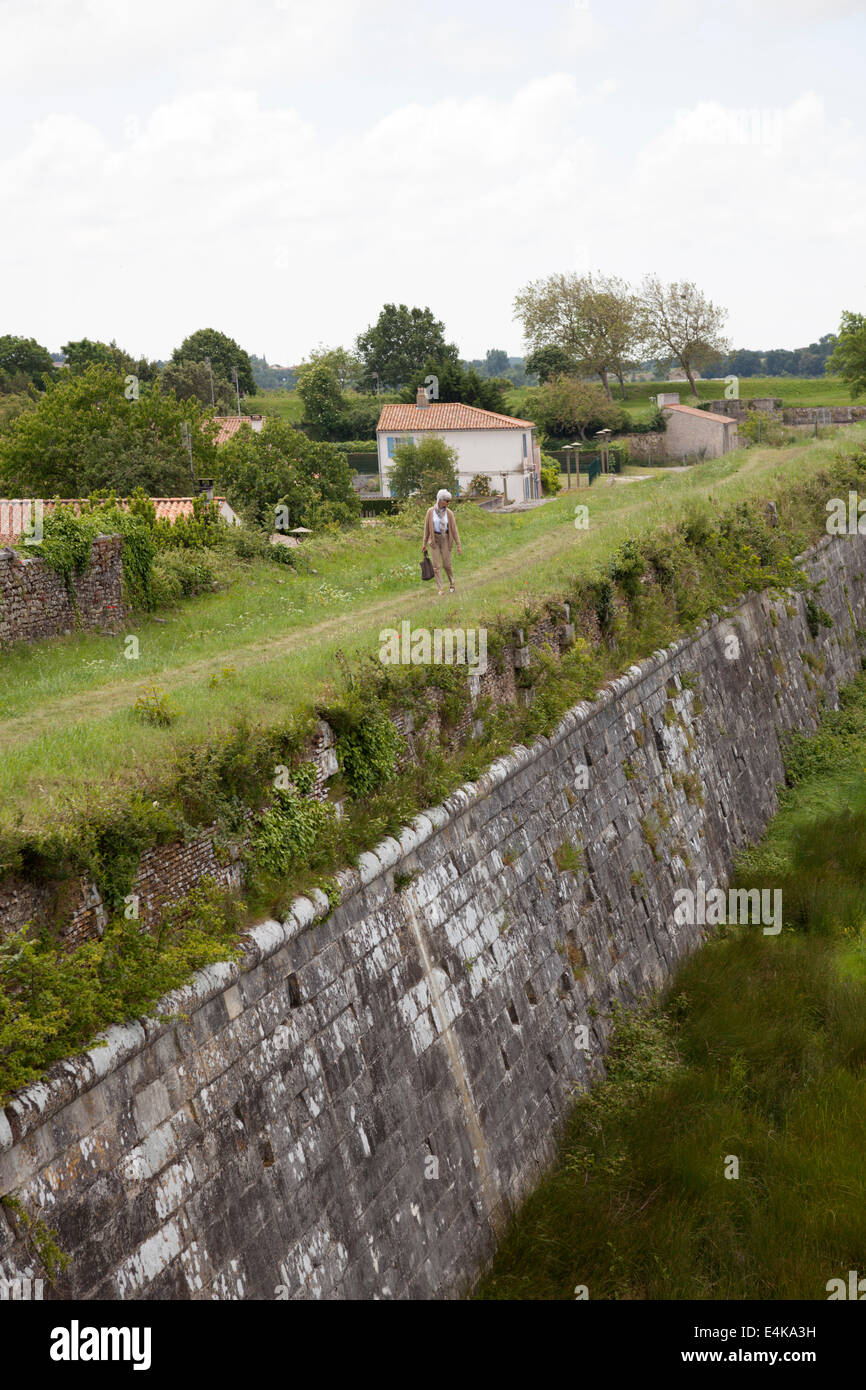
[[422, 489, 462, 596]]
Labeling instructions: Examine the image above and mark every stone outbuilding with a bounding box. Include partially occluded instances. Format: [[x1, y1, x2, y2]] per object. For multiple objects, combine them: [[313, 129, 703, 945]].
[[662, 402, 739, 461]]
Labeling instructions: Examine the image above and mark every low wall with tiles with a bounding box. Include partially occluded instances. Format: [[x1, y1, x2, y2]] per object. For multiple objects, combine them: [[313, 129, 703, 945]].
[[0, 536, 125, 648], [1, 532, 865, 1300]]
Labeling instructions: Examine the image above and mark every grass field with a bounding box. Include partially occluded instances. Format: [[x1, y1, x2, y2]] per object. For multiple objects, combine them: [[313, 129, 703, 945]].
[[504, 375, 857, 426], [474, 675, 866, 1300], [2, 424, 866, 837], [241, 391, 305, 423]]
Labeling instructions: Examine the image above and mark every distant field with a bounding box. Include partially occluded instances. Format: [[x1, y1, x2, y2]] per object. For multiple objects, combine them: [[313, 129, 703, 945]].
[[242, 390, 305, 422], [505, 376, 856, 426]]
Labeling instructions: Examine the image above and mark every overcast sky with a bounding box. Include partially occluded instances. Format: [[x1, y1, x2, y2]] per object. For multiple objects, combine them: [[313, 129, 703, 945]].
[[2, 0, 864, 365]]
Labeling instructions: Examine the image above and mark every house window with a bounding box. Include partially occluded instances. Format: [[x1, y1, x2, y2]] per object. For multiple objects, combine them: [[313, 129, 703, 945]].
[[386, 435, 415, 457]]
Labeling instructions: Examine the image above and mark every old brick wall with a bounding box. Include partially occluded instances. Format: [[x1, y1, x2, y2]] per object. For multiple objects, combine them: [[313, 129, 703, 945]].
[[0, 536, 125, 647], [1, 532, 865, 1300]]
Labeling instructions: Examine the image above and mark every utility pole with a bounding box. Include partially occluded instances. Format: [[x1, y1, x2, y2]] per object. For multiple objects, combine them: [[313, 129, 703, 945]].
[[232, 366, 241, 415], [205, 356, 215, 408], [181, 421, 194, 481]]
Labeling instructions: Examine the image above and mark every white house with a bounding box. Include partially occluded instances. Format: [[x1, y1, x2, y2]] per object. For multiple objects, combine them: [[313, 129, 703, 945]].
[[377, 389, 541, 503]]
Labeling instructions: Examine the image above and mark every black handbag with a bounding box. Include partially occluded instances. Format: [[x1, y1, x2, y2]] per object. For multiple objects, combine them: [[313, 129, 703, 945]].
[[420, 549, 435, 581]]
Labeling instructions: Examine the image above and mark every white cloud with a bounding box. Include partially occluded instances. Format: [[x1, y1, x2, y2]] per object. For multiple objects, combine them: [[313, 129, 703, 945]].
[[0, 77, 600, 357]]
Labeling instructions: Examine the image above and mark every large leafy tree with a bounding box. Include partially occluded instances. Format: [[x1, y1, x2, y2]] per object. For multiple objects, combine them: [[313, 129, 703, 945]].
[[640, 276, 729, 399], [483, 348, 509, 378], [0, 365, 216, 497], [524, 345, 579, 384], [0, 335, 56, 390], [62, 337, 160, 384], [826, 314, 866, 397], [514, 273, 644, 400], [161, 359, 236, 412], [356, 304, 458, 389], [171, 328, 255, 396], [216, 417, 360, 530], [523, 376, 626, 440], [299, 344, 363, 391], [296, 362, 347, 440]]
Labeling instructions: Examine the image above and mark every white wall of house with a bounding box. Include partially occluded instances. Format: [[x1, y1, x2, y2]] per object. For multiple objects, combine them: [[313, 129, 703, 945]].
[[378, 429, 540, 503]]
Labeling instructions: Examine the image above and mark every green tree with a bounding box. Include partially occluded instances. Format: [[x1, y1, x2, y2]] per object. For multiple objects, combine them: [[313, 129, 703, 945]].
[[160, 359, 236, 412], [62, 338, 160, 383], [356, 304, 458, 389], [826, 313, 866, 398], [296, 362, 347, 439], [299, 344, 363, 391], [524, 345, 578, 384], [640, 276, 729, 399], [0, 365, 215, 497], [171, 328, 254, 396], [401, 357, 508, 413], [523, 376, 626, 440], [514, 273, 644, 400], [483, 348, 509, 377], [216, 417, 360, 530], [0, 336, 56, 390], [387, 435, 459, 503]]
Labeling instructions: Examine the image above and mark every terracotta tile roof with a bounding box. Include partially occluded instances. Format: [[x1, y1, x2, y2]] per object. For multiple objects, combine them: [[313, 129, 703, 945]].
[[377, 403, 535, 432], [664, 403, 736, 424], [211, 416, 251, 445]]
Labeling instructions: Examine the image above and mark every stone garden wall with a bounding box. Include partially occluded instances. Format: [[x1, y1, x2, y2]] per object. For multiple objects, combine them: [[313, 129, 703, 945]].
[[0, 536, 125, 648]]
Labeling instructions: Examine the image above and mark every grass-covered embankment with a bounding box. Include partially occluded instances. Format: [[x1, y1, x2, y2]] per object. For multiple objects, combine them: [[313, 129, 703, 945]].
[[3, 428, 865, 836], [2, 433, 866, 1106], [474, 678, 866, 1301]]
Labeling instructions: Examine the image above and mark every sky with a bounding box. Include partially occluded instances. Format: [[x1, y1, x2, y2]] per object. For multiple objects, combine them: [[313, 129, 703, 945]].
[[1, 0, 864, 366]]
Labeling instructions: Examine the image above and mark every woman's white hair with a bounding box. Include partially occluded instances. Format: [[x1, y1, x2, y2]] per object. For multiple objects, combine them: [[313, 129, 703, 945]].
[[436, 489, 452, 502]]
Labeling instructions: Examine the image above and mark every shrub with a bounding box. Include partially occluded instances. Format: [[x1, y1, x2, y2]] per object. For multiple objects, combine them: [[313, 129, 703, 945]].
[[540, 456, 560, 495], [468, 473, 493, 497], [134, 683, 179, 728], [250, 787, 336, 878], [150, 549, 217, 604], [388, 436, 459, 503], [322, 697, 404, 798]]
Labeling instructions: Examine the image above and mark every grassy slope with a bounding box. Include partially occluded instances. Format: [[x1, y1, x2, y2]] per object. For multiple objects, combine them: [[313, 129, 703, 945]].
[[474, 678, 866, 1301], [2, 426, 865, 834]]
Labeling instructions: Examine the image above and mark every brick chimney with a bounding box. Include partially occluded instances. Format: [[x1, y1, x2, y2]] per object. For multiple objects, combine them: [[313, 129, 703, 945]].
[[416, 386, 429, 409]]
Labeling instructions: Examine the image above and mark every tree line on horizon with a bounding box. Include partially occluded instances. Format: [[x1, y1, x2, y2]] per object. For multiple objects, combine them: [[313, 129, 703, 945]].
[[1, 288, 865, 509]]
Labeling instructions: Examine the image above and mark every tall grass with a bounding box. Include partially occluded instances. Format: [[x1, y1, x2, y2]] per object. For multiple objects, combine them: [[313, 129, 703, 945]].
[[474, 677, 866, 1301]]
